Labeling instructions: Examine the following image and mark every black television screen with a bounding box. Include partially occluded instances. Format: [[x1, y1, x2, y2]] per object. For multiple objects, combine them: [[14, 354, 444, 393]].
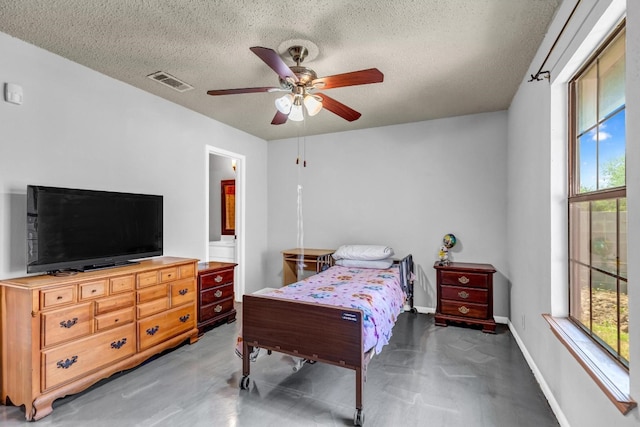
[[27, 185, 163, 274]]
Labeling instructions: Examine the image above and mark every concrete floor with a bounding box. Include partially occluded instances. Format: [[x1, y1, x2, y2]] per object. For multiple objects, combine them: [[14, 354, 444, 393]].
[[0, 308, 558, 426]]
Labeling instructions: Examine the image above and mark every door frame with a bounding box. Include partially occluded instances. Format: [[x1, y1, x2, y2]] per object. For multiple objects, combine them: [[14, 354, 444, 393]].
[[206, 145, 245, 300]]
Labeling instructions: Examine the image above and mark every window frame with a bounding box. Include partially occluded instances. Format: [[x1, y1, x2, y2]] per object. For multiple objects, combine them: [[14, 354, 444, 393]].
[[567, 21, 628, 366]]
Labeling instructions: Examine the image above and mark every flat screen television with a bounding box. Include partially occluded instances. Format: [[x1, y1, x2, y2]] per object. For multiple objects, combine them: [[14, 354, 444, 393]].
[[27, 185, 163, 274]]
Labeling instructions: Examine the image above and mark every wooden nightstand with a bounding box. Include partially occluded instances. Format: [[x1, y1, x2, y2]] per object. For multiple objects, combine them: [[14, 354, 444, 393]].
[[197, 262, 237, 334], [434, 261, 496, 333], [282, 248, 334, 286]]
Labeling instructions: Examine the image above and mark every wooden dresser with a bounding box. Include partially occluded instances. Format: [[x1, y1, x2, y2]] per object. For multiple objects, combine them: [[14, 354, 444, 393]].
[[0, 257, 199, 421], [197, 262, 237, 334], [434, 261, 496, 333]]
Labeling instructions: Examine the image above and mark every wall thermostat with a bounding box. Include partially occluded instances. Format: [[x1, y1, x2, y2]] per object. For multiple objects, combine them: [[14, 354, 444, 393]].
[[4, 83, 23, 105]]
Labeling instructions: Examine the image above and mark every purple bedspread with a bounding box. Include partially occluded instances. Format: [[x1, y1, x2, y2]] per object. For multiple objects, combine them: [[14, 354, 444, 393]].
[[261, 265, 406, 354]]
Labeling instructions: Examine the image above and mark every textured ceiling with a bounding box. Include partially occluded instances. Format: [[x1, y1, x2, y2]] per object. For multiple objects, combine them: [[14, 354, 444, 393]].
[[0, 0, 561, 141]]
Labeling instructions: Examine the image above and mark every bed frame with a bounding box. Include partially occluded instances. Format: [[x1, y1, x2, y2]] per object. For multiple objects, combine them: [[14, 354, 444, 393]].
[[240, 255, 414, 426]]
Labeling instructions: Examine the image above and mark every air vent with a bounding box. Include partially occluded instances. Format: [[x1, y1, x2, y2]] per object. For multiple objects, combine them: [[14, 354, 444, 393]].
[[147, 71, 194, 92]]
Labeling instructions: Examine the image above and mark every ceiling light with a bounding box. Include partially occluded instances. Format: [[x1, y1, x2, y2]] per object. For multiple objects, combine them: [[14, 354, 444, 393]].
[[304, 95, 322, 116], [289, 103, 304, 122], [275, 94, 293, 114]]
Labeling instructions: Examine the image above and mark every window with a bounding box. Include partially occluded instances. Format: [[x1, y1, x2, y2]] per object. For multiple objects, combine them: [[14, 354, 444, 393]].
[[569, 24, 627, 366]]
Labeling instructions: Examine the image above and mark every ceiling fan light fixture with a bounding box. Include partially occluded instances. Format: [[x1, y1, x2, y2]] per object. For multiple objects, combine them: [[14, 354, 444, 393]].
[[304, 94, 322, 116], [275, 94, 293, 114], [289, 103, 304, 122]]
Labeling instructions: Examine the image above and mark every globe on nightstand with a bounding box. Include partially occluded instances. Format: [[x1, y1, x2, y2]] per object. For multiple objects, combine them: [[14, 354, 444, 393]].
[[443, 233, 457, 249]]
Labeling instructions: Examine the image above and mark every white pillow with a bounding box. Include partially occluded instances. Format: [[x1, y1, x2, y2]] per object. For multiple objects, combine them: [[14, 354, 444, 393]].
[[335, 258, 394, 269], [332, 245, 394, 261]]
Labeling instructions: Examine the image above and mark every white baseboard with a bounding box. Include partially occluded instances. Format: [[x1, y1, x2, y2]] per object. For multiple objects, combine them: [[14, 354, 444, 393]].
[[507, 321, 570, 427]]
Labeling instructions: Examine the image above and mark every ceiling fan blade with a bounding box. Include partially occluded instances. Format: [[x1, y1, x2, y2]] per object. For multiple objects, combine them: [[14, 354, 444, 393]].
[[250, 47, 299, 82], [207, 87, 276, 96], [271, 110, 289, 125], [312, 68, 383, 90], [318, 93, 361, 122]]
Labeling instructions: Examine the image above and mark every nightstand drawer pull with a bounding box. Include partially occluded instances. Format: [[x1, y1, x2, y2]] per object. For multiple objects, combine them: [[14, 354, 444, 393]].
[[214, 290, 223, 298], [458, 291, 469, 299], [215, 275, 223, 283], [458, 306, 470, 314], [458, 276, 470, 284], [179, 288, 188, 295], [214, 304, 223, 313]]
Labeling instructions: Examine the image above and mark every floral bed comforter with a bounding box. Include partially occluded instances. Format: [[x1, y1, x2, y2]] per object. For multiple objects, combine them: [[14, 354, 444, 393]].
[[260, 265, 406, 354]]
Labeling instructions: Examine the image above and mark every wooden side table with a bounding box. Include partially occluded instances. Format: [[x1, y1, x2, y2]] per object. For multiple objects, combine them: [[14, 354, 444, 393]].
[[197, 261, 237, 334], [434, 261, 497, 333], [282, 248, 334, 286]]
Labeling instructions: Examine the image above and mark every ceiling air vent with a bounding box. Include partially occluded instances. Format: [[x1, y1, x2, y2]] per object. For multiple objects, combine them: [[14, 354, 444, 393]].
[[147, 71, 194, 92]]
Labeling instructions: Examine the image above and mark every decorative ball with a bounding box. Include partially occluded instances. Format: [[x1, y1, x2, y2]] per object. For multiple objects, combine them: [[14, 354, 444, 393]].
[[443, 233, 457, 249]]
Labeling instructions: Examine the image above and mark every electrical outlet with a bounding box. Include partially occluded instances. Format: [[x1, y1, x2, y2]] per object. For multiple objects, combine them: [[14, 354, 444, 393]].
[[4, 83, 23, 105]]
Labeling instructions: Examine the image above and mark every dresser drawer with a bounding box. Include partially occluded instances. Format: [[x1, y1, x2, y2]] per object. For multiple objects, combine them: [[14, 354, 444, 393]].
[[42, 303, 93, 348], [137, 271, 159, 288], [137, 297, 170, 318], [200, 298, 234, 321], [95, 293, 134, 315], [159, 267, 178, 283], [137, 283, 168, 304], [41, 286, 76, 309], [138, 305, 196, 351], [95, 307, 135, 331], [200, 269, 234, 290], [42, 324, 136, 391], [201, 283, 233, 305], [440, 300, 488, 319], [179, 263, 195, 279], [440, 271, 488, 289], [110, 275, 135, 294], [79, 279, 107, 300], [171, 278, 196, 307], [441, 285, 488, 304]]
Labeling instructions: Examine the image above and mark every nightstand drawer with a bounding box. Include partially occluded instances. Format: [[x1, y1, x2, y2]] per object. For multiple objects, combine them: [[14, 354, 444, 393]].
[[440, 300, 488, 319], [441, 285, 488, 304], [440, 271, 488, 288], [200, 298, 234, 320], [201, 283, 233, 305], [200, 269, 234, 289]]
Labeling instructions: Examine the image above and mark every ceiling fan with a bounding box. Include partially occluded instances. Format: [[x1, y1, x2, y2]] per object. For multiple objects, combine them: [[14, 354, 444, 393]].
[[206, 45, 384, 125]]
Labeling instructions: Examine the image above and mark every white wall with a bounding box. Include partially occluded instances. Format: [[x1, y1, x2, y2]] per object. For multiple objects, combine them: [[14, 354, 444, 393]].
[[266, 112, 509, 315], [508, 0, 640, 426], [0, 32, 268, 291]]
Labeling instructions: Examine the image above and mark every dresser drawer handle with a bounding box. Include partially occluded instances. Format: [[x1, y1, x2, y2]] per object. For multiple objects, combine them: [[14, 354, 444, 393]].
[[60, 317, 78, 328], [146, 325, 160, 335], [179, 288, 188, 295], [458, 306, 470, 314], [458, 291, 469, 299], [214, 290, 223, 298], [214, 275, 223, 283], [111, 338, 127, 349], [214, 305, 223, 313], [57, 355, 78, 369], [458, 276, 470, 284], [179, 314, 190, 322]]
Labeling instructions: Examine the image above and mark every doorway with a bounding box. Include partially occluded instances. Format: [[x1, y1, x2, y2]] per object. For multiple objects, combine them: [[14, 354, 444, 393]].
[[206, 146, 245, 300]]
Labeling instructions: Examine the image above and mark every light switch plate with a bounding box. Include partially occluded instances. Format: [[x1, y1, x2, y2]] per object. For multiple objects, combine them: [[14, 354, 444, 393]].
[[5, 83, 23, 105]]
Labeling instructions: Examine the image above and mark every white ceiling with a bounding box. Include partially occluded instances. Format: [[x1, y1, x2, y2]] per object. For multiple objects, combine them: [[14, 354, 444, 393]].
[[0, 0, 561, 141]]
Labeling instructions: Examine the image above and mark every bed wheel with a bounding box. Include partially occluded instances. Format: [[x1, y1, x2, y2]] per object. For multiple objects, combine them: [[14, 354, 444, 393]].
[[410, 307, 418, 314], [354, 409, 365, 426], [267, 350, 272, 355], [240, 375, 251, 390]]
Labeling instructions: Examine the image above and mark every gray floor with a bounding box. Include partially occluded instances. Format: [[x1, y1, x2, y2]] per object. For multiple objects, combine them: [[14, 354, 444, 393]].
[[0, 307, 559, 427]]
